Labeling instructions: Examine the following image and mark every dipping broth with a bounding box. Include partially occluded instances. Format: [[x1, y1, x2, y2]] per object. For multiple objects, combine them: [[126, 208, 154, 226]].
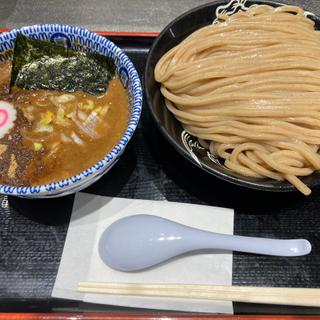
[[0, 61, 129, 186]]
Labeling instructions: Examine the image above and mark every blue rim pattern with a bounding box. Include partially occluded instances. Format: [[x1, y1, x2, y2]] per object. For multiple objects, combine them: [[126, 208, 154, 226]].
[[0, 24, 142, 197]]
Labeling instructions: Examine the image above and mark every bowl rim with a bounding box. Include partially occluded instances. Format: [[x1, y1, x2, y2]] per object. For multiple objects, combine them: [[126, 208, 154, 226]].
[[0, 23, 143, 197], [144, 0, 319, 193]]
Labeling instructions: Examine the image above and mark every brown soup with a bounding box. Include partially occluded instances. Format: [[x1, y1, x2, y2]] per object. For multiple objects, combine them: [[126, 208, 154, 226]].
[[0, 61, 129, 186]]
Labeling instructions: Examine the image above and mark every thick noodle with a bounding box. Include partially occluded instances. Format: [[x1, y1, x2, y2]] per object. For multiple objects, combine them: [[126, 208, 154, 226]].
[[154, 5, 320, 195]]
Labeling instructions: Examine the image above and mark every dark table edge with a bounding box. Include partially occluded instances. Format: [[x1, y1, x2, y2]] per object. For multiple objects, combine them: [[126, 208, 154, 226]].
[[0, 314, 320, 320]]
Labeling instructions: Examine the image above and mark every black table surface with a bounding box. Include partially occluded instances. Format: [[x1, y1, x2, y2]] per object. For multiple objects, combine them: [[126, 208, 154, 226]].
[[1, 34, 320, 315]]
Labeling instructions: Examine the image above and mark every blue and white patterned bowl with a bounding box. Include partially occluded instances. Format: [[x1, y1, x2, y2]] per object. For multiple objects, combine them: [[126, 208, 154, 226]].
[[0, 24, 142, 198]]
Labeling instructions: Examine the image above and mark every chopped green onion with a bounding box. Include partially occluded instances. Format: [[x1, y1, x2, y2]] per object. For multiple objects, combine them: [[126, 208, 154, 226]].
[[33, 142, 43, 151], [34, 123, 53, 133]]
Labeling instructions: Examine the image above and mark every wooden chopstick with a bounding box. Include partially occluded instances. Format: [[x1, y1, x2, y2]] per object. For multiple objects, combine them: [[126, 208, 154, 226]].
[[77, 282, 320, 307]]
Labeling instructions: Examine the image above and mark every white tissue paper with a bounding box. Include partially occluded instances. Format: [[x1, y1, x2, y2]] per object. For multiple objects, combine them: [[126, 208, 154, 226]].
[[52, 192, 234, 314]]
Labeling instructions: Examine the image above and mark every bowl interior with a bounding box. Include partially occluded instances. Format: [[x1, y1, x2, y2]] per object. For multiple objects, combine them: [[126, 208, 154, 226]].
[[0, 24, 142, 197], [144, 0, 320, 192]]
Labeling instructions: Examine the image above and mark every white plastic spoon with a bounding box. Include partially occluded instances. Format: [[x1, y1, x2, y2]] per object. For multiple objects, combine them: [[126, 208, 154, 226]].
[[98, 214, 311, 272]]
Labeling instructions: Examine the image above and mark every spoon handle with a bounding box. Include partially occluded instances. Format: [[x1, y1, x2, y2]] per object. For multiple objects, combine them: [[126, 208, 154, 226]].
[[195, 232, 311, 256]]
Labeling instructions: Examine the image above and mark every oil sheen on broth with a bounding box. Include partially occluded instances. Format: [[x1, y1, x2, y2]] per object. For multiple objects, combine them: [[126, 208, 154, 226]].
[[0, 61, 129, 186]]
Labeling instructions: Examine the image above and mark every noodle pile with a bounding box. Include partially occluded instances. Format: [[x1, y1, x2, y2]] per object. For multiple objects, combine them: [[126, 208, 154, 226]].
[[154, 5, 320, 195]]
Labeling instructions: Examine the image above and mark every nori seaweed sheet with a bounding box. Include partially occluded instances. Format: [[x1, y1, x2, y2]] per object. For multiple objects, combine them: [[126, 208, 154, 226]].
[[11, 33, 116, 95]]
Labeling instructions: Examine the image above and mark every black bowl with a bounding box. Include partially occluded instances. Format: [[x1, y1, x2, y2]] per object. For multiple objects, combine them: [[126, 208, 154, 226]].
[[144, 0, 320, 193]]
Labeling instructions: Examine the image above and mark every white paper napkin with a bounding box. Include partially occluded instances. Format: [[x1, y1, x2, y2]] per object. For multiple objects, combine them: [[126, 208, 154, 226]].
[[52, 192, 234, 314]]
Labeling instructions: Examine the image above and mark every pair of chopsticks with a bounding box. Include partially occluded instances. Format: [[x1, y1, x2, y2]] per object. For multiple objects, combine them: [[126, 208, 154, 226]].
[[78, 282, 320, 307]]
